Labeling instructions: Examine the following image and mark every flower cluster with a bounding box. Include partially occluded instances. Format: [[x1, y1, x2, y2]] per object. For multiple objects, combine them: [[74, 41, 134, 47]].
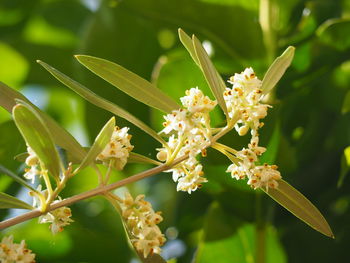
[[223, 67, 269, 135], [0, 235, 36, 263], [39, 204, 74, 235], [224, 68, 282, 190], [97, 126, 134, 170], [157, 87, 217, 193], [118, 192, 166, 258], [23, 146, 41, 184], [226, 133, 282, 190]]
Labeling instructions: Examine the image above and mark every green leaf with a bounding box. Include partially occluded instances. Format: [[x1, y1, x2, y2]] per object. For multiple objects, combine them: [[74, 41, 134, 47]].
[[0, 81, 86, 163], [75, 117, 115, 173], [12, 103, 62, 180], [0, 192, 33, 210], [261, 46, 295, 94], [338, 146, 350, 188], [316, 18, 350, 51], [196, 202, 286, 263], [262, 180, 334, 238], [0, 165, 37, 192], [128, 152, 161, 166], [342, 90, 350, 114], [178, 28, 200, 66], [192, 35, 228, 117], [37, 60, 165, 145], [74, 55, 180, 113]]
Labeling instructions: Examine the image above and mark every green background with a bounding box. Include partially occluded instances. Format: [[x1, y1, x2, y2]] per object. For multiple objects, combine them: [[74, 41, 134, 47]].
[[1, 0, 350, 262]]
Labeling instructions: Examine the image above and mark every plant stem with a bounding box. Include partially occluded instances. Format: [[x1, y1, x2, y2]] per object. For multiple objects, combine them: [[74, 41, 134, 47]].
[[0, 154, 187, 230], [255, 192, 266, 263]]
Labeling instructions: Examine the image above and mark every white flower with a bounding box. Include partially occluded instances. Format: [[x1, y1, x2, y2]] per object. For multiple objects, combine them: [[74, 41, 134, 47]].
[[0, 235, 36, 263], [226, 163, 247, 180], [119, 192, 166, 258], [161, 109, 192, 135], [23, 146, 40, 184], [39, 205, 73, 234], [180, 87, 217, 113], [176, 164, 207, 194], [224, 67, 270, 133], [248, 164, 282, 190], [97, 126, 134, 170], [225, 131, 281, 189]]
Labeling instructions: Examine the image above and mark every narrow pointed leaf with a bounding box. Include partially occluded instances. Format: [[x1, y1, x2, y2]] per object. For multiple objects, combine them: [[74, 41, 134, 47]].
[[128, 152, 162, 166], [0, 192, 33, 209], [261, 46, 295, 94], [13, 103, 61, 180], [338, 146, 350, 188], [262, 180, 334, 238], [178, 28, 200, 66], [0, 82, 86, 163], [0, 165, 37, 192], [74, 55, 180, 113], [37, 60, 165, 145], [192, 35, 228, 117], [75, 117, 115, 173]]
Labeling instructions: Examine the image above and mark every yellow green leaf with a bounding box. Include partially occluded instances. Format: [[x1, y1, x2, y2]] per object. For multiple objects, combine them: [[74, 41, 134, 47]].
[[0, 81, 86, 163], [13, 103, 62, 180], [0, 165, 38, 192], [37, 60, 165, 145], [128, 152, 162, 166], [261, 46, 295, 94], [262, 180, 334, 238], [74, 55, 180, 113], [0, 192, 33, 210], [178, 28, 200, 66], [74, 117, 115, 174], [192, 35, 228, 117]]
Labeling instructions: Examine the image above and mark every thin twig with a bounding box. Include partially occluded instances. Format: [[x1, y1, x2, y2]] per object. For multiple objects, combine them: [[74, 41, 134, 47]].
[[0, 155, 187, 230]]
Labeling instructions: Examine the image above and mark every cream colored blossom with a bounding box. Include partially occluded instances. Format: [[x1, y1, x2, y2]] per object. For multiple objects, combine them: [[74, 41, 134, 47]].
[[97, 126, 134, 170], [224, 67, 270, 134], [157, 88, 216, 193], [119, 192, 166, 258], [39, 205, 73, 234], [0, 235, 36, 263], [180, 87, 217, 113], [176, 164, 207, 194], [23, 146, 40, 184], [248, 164, 282, 190]]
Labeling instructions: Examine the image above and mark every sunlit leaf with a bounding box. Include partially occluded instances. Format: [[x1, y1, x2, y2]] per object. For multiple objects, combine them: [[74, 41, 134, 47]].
[[0, 192, 33, 210], [75, 117, 115, 173], [0, 81, 86, 163], [178, 28, 200, 66], [338, 146, 350, 188], [262, 180, 334, 238], [0, 165, 38, 192], [192, 35, 228, 117], [37, 60, 165, 145], [13, 103, 62, 180], [261, 46, 295, 94], [342, 90, 350, 114], [74, 55, 180, 113]]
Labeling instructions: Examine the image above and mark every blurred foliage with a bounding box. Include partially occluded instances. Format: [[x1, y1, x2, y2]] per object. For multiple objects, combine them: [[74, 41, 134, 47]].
[[0, 0, 350, 262]]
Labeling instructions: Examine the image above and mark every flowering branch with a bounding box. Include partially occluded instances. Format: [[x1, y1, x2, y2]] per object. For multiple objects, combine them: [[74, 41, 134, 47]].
[[0, 155, 187, 230]]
